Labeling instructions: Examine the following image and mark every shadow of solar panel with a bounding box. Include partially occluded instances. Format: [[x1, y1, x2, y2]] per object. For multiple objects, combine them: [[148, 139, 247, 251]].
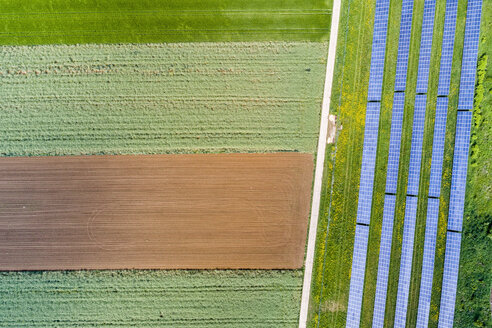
[[385, 92, 405, 194], [416, 0, 437, 94], [372, 194, 397, 328], [407, 94, 427, 196], [437, 231, 462, 328], [437, 0, 458, 96], [428, 97, 449, 197], [356, 102, 381, 225], [346, 224, 370, 328], [394, 0, 415, 91], [447, 111, 472, 232], [368, 0, 391, 101], [458, 0, 483, 109], [416, 198, 440, 328], [394, 196, 418, 327]]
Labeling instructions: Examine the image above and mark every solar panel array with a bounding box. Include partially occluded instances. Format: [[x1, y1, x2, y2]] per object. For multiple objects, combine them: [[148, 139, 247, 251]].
[[367, 0, 391, 101], [416, 198, 440, 328], [458, 0, 483, 109], [394, 196, 418, 327], [372, 195, 396, 328], [394, 0, 415, 91], [428, 97, 449, 197], [437, 0, 459, 96], [385, 93, 405, 194], [407, 94, 427, 196], [447, 111, 472, 232], [357, 102, 381, 225], [415, 0, 437, 94], [346, 225, 370, 328], [437, 232, 462, 328]]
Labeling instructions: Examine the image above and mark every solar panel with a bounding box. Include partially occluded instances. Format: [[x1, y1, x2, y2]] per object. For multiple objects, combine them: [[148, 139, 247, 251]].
[[437, 231, 462, 328], [428, 97, 449, 197], [394, 0, 414, 91], [447, 111, 472, 232], [385, 93, 405, 194], [416, 198, 440, 328], [458, 0, 483, 109], [356, 102, 381, 225], [437, 0, 459, 96], [407, 94, 427, 196], [346, 224, 370, 328], [394, 196, 418, 327], [368, 0, 391, 101], [372, 194, 396, 328], [415, 0, 437, 93]]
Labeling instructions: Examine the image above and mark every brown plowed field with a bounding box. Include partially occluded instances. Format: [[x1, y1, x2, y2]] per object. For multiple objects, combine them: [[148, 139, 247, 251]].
[[0, 153, 313, 270]]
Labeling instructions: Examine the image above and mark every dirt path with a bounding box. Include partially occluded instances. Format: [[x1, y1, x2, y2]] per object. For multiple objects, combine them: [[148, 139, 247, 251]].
[[0, 153, 313, 270]]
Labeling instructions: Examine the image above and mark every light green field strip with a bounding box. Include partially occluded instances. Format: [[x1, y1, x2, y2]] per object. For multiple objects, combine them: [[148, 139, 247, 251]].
[[0, 0, 331, 44], [0, 270, 303, 327], [0, 42, 327, 156]]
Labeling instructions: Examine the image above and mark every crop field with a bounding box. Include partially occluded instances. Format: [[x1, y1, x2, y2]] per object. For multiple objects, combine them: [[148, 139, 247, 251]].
[[0, 0, 331, 45], [0, 42, 327, 156], [0, 153, 313, 270], [307, 0, 487, 327], [0, 270, 303, 327]]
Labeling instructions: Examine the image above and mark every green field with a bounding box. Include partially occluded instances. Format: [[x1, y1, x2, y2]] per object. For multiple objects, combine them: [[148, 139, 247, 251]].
[[0, 42, 326, 156], [454, 0, 492, 326], [307, 0, 487, 327], [0, 270, 303, 327], [0, 0, 331, 45]]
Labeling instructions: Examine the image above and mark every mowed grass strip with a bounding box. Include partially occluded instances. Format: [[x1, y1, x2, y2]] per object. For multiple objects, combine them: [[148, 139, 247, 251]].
[[0, 270, 303, 327], [0, 42, 327, 156], [307, 0, 375, 326], [0, 0, 331, 44]]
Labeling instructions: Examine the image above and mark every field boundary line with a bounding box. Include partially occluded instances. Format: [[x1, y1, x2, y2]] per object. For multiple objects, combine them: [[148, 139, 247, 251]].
[[298, 0, 342, 327]]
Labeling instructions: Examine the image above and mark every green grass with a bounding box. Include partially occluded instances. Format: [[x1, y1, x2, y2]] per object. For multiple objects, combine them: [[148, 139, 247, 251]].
[[307, 0, 375, 326], [0, 42, 327, 156], [0, 0, 331, 45], [0, 270, 303, 327], [454, 0, 492, 325]]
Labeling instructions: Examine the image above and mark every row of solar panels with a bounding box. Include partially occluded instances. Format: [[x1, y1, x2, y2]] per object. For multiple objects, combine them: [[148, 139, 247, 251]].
[[346, 0, 482, 327], [346, 0, 391, 325]]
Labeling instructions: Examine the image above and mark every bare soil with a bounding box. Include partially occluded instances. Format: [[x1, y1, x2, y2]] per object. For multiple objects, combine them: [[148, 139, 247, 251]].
[[0, 153, 313, 270]]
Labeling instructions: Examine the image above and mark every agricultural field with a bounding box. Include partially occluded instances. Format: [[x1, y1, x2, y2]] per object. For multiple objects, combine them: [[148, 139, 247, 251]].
[[0, 270, 303, 327], [0, 0, 334, 326], [0, 42, 326, 156], [0, 0, 331, 44]]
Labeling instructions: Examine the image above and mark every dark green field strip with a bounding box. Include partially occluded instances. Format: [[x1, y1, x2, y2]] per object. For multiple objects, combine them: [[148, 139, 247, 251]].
[[428, 0, 469, 326], [359, 0, 402, 326], [0, 42, 326, 156], [307, 0, 375, 327], [0, 270, 303, 327], [0, 0, 332, 44]]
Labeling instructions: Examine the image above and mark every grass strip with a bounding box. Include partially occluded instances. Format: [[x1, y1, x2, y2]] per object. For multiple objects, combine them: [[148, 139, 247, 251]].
[[307, 0, 375, 326]]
